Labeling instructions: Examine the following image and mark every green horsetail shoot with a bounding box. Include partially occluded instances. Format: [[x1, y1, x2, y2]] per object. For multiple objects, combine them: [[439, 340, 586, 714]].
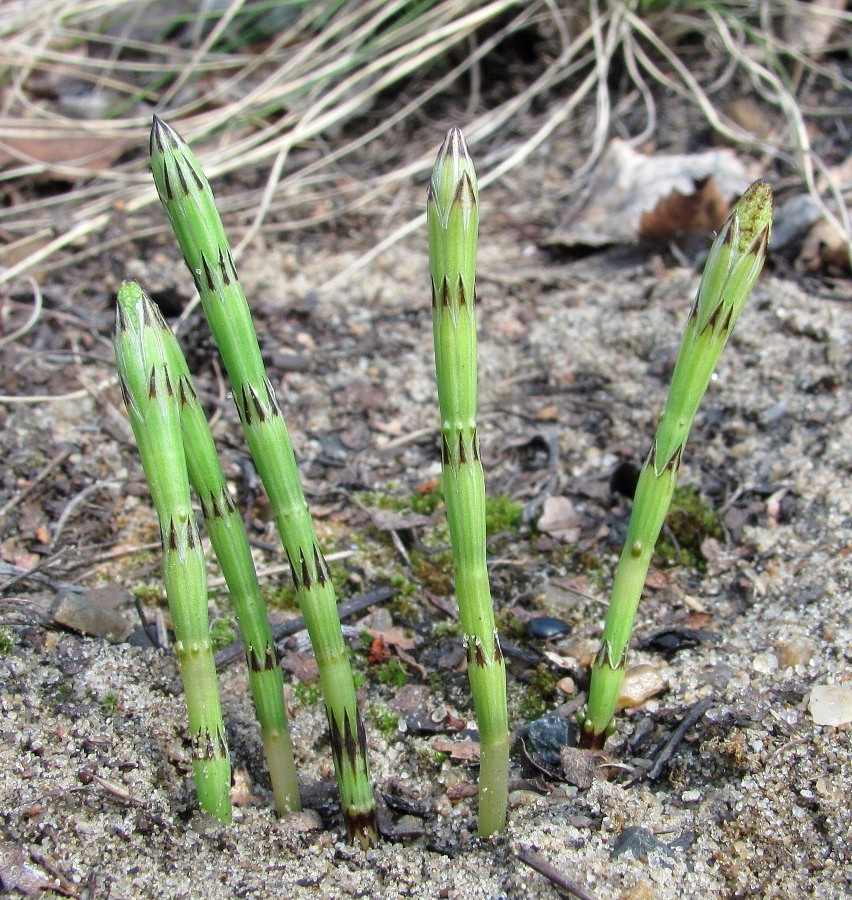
[[149, 117, 376, 846], [148, 295, 301, 815], [579, 180, 773, 749], [114, 281, 231, 823], [428, 128, 509, 836]]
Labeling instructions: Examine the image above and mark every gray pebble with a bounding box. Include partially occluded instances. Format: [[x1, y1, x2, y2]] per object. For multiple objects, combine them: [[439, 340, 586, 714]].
[[527, 616, 570, 640], [527, 714, 573, 764]]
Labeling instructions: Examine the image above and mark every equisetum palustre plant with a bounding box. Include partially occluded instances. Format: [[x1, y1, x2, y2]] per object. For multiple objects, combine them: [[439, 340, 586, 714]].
[[148, 116, 376, 846], [115, 117, 772, 842], [115, 282, 232, 824], [428, 129, 509, 837], [579, 180, 772, 748]]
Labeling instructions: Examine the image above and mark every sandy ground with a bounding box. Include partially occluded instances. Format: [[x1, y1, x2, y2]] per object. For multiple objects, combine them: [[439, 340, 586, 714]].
[[1, 124, 851, 899]]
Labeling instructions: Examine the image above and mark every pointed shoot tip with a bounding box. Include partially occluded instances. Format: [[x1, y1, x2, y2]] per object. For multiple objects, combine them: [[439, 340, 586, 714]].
[[732, 179, 773, 257], [429, 126, 478, 217], [150, 114, 183, 158], [117, 279, 145, 310]]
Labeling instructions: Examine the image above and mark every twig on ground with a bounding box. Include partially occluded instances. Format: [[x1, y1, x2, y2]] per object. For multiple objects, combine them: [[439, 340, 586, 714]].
[[0, 552, 80, 596], [0, 277, 43, 347], [0, 445, 72, 519], [517, 848, 599, 900], [646, 697, 715, 782], [214, 584, 396, 670], [49, 480, 120, 551]]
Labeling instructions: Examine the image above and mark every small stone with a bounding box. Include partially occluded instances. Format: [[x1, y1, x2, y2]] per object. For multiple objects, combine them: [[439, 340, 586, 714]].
[[0, 840, 53, 894], [752, 652, 778, 675], [640, 626, 715, 655], [681, 789, 701, 803], [560, 746, 603, 789], [52, 591, 132, 643], [808, 684, 852, 726], [437, 643, 466, 671], [610, 461, 640, 500], [55, 640, 93, 677], [527, 714, 573, 765], [704, 661, 736, 689], [380, 814, 424, 840], [620, 883, 656, 900], [556, 676, 576, 695], [617, 665, 667, 709], [508, 789, 540, 809], [527, 616, 570, 640], [537, 496, 581, 542], [189, 811, 226, 836], [268, 348, 311, 372], [611, 826, 671, 862], [434, 794, 453, 818], [357, 606, 393, 633], [283, 809, 324, 832], [557, 638, 599, 667], [777, 637, 814, 668], [567, 813, 595, 828], [762, 402, 788, 423], [368, 508, 432, 535], [388, 684, 430, 716]]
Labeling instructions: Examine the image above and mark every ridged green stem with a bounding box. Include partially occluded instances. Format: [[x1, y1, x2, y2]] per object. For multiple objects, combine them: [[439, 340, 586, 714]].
[[149, 117, 375, 846], [115, 281, 231, 822], [580, 181, 773, 748], [144, 299, 302, 814], [428, 128, 509, 836]]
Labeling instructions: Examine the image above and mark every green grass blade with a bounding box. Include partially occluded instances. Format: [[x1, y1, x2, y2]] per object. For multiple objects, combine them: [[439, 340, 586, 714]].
[[580, 181, 773, 747], [428, 128, 509, 837], [114, 280, 231, 823], [149, 117, 375, 846], [152, 312, 301, 815]]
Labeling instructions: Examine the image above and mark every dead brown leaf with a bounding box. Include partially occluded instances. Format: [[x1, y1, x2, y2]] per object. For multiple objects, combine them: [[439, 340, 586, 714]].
[[431, 739, 480, 762], [279, 651, 319, 683], [639, 177, 729, 240], [395, 645, 426, 679], [543, 650, 579, 671], [367, 508, 433, 533], [548, 139, 750, 247], [367, 635, 391, 665], [796, 218, 851, 273], [644, 567, 671, 591], [0, 132, 130, 177], [685, 612, 713, 629], [365, 626, 415, 651]]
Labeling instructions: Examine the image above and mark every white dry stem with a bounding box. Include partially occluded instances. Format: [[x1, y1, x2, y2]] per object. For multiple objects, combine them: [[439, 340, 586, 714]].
[[1, 0, 848, 284]]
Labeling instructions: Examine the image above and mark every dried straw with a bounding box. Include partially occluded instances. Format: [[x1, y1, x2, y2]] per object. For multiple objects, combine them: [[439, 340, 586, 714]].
[[0, 0, 848, 288]]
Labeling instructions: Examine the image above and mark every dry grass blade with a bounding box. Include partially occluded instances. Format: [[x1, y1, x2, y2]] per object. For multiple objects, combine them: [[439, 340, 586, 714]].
[[621, 4, 851, 258], [0, 0, 848, 285]]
